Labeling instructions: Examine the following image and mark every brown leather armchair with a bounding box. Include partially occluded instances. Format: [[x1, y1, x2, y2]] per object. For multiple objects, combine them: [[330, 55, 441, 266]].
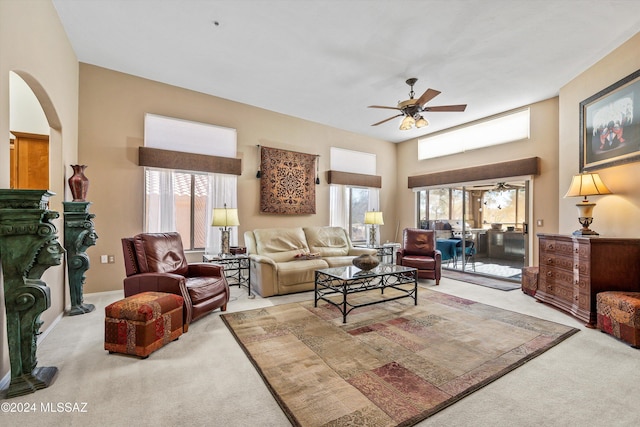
[[121, 232, 230, 332], [396, 228, 442, 285]]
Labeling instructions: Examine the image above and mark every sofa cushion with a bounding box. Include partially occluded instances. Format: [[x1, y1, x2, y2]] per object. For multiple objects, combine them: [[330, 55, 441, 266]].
[[304, 226, 350, 257], [185, 276, 228, 305], [253, 228, 310, 263], [276, 259, 328, 287]]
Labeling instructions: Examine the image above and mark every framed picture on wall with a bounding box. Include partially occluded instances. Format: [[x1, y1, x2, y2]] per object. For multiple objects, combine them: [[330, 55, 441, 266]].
[[580, 68, 640, 172]]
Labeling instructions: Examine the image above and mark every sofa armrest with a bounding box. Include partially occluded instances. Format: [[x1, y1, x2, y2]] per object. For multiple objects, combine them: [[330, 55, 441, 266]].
[[123, 272, 193, 327], [248, 254, 278, 297]]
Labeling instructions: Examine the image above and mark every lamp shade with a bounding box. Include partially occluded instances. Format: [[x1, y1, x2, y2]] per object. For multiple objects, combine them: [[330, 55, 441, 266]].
[[364, 211, 384, 225], [564, 173, 612, 199], [212, 206, 240, 227], [399, 115, 415, 130]]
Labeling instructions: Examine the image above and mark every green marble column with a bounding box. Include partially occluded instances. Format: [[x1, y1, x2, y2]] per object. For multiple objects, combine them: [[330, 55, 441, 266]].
[[63, 202, 97, 315], [0, 190, 61, 398]]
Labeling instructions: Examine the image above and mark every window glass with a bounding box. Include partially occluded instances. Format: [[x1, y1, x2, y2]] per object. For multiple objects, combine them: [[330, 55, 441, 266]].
[[145, 169, 208, 251], [350, 187, 369, 244], [428, 188, 449, 220]]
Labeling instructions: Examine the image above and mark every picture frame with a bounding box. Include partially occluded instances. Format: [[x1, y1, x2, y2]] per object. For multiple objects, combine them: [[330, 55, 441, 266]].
[[579, 68, 640, 172]]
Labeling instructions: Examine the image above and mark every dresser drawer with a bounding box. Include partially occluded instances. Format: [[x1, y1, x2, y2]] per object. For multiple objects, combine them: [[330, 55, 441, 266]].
[[540, 251, 574, 272], [540, 238, 574, 256]]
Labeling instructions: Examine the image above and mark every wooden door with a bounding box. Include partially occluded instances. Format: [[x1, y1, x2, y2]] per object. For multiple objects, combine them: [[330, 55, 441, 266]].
[[10, 131, 49, 190]]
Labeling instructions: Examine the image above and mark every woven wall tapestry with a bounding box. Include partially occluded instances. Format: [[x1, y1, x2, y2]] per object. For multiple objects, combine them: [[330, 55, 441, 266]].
[[260, 146, 316, 214]]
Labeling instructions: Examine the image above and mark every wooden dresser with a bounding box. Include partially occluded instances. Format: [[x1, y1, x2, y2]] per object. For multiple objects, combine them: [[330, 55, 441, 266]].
[[536, 233, 640, 327]]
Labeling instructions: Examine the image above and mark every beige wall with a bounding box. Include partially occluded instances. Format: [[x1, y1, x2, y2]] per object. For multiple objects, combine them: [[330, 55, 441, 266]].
[[78, 64, 397, 294], [559, 32, 640, 236], [0, 0, 79, 384], [395, 98, 560, 266]]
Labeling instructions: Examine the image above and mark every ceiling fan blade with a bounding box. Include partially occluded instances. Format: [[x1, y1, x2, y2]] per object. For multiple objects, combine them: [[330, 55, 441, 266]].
[[368, 105, 401, 111], [416, 88, 441, 107], [371, 114, 403, 126], [423, 104, 467, 112]]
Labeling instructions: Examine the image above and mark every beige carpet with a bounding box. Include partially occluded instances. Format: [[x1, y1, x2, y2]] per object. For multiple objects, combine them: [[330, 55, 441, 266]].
[[222, 288, 578, 427]]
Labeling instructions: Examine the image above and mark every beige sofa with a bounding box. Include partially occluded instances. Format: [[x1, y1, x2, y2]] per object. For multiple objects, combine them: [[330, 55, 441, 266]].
[[244, 226, 376, 297]]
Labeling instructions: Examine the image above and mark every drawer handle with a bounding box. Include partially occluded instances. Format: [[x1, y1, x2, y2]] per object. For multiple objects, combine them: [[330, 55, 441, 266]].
[[574, 295, 578, 301], [546, 258, 553, 264], [547, 285, 553, 291], [547, 271, 552, 277], [574, 248, 579, 253]]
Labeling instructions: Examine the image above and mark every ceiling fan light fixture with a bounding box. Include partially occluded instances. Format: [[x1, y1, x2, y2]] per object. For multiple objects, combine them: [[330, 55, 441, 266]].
[[399, 115, 415, 130], [415, 116, 429, 128]]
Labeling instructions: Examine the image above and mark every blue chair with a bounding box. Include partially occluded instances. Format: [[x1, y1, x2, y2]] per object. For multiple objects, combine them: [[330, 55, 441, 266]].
[[436, 238, 457, 266]]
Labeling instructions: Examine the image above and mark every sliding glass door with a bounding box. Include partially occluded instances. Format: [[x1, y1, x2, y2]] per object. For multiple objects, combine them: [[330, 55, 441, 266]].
[[416, 180, 528, 281]]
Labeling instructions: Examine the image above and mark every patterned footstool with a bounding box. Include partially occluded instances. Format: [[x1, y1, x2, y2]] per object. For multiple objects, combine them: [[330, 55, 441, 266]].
[[105, 291, 184, 358], [521, 266, 539, 297], [596, 291, 640, 348]]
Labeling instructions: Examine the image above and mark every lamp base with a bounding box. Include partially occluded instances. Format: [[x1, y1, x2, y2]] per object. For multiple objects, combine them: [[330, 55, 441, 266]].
[[368, 226, 377, 248], [573, 216, 598, 236], [219, 228, 231, 257], [573, 228, 599, 236]]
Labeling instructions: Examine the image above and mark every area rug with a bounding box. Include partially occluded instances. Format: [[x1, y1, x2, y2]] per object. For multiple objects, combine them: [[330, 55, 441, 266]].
[[443, 269, 521, 291], [221, 289, 578, 427]]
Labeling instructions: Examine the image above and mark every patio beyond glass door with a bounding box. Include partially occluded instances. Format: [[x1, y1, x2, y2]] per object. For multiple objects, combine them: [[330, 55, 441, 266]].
[[416, 181, 528, 281]]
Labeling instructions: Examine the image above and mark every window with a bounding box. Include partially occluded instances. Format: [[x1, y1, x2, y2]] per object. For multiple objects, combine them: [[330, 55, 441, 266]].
[[418, 109, 530, 160], [349, 187, 370, 244], [145, 168, 208, 250], [330, 185, 379, 245], [143, 114, 238, 254]]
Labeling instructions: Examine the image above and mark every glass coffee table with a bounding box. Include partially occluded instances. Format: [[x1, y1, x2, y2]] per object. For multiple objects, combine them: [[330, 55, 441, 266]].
[[314, 264, 418, 323]]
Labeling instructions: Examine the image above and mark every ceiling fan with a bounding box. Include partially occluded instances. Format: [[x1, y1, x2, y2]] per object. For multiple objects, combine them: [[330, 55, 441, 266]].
[[368, 78, 467, 130]]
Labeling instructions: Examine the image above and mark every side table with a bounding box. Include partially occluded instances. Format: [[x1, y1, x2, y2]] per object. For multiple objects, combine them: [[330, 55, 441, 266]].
[[203, 254, 254, 298], [355, 244, 395, 264]]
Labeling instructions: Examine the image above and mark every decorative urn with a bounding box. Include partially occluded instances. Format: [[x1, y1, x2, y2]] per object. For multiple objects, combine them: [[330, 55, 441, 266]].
[[352, 253, 380, 271]]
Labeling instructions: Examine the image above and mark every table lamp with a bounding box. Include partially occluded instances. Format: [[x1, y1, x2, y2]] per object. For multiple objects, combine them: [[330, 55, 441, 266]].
[[212, 203, 240, 256], [364, 211, 384, 247], [564, 172, 611, 236]]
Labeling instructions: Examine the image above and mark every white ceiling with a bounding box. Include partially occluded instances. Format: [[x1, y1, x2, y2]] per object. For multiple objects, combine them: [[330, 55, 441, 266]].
[[52, 0, 640, 143]]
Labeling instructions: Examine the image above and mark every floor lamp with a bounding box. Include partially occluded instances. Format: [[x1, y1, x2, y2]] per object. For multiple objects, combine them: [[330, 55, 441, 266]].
[[212, 204, 240, 256]]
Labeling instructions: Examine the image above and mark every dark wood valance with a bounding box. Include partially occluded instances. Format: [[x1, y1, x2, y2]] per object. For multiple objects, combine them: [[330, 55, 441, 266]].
[[327, 170, 382, 188], [408, 157, 539, 188], [138, 147, 241, 175]]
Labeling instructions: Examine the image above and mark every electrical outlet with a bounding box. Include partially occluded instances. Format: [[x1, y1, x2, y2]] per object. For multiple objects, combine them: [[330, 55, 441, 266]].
[[108, 255, 115, 264], [100, 255, 108, 264]]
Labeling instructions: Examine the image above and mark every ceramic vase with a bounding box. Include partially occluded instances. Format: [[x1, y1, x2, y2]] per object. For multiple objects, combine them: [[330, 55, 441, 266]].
[[68, 165, 89, 202], [352, 253, 380, 271]]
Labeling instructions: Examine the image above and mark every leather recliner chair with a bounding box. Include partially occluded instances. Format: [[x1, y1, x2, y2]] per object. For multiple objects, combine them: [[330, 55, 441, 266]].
[[121, 232, 230, 332], [396, 228, 442, 285]]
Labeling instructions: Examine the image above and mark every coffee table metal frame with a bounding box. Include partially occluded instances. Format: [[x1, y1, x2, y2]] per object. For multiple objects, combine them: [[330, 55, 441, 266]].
[[314, 264, 418, 323]]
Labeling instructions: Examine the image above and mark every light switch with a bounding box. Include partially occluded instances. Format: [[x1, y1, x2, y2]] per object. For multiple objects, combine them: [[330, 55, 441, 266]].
[[536, 219, 544, 227]]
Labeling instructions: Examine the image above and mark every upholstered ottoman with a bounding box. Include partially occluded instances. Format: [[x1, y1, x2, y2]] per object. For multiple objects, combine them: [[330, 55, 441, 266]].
[[105, 291, 184, 358], [596, 291, 640, 348], [521, 266, 539, 297]]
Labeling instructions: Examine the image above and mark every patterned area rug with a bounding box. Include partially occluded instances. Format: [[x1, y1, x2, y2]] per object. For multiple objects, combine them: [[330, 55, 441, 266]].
[[221, 289, 578, 427]]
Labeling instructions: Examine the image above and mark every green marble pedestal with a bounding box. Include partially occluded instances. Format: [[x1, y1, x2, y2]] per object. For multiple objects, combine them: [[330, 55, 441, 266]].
[[63, 201, 97, 316], [0, 189, 61, 398]]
